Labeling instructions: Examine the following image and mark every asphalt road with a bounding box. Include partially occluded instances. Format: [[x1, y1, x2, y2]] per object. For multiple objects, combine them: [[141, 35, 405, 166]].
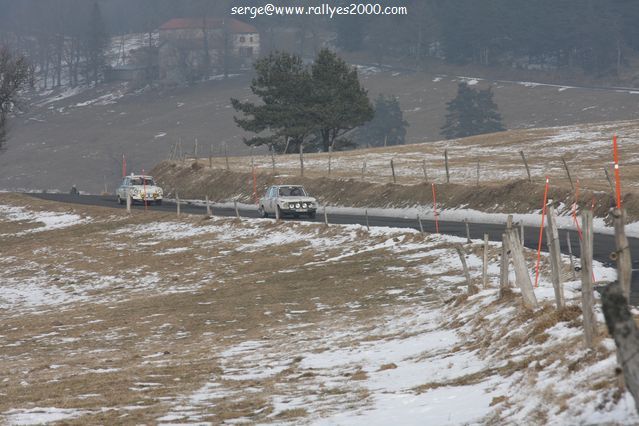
[[27, 192, 639, 304]]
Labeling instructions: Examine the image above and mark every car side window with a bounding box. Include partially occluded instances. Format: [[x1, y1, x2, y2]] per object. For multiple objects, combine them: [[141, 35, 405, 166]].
[[270, 187, 276, 198]]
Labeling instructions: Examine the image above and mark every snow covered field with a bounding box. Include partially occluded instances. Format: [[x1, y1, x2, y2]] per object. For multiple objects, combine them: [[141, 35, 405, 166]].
[[0, 194, 636, 424]]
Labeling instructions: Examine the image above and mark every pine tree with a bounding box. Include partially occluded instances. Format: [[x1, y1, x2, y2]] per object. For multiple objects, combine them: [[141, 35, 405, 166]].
[[441, 83, 505, 140], [354, 95, 408, 147]]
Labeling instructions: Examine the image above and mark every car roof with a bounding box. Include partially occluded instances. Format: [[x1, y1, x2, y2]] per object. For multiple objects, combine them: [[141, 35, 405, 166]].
[[274, 184, 304, 187], [127, 175, 154, 179]]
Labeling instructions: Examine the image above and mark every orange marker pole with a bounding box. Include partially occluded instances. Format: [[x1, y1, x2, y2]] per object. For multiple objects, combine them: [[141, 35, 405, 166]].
[[571, 180, 583, 240], [613, 135, 622, 208], [432, 183, 439, 234], [534, 177, 550, 288]]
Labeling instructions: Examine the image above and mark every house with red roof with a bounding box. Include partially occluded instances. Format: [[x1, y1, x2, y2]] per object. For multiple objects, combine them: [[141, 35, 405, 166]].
[[158, 17, 260, 82]]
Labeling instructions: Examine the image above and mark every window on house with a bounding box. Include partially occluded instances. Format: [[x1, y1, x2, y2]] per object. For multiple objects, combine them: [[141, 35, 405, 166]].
[[239, 36, 246, 43]]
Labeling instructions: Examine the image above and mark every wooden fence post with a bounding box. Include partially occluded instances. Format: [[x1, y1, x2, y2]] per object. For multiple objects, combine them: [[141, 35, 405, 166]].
[[194, 138, 198, 159], [601, 281, 639, 410], [365, 209, 370, 231], [566, 232, 577, 280], [604, 167, 615, 194], [324, 206, 328, 226], [271, 146, 276, 174], [300, 143, 304, 177], [390, 159, 396, 183], [209, 144, 213, 168], [422, 159, 428, 182], [234, 200, 240, 220], [176, 192, 181, 217], [444, 149, 450, 183], [507, 228, 538, 309], [455, 244, 476, 295], [224, 143, 230, 171], [361, 160, 367, 180], [507, 214, 513, 230], [580, 210, 597, 348], [483, 234, 489, 288], [612, 208, 632, 299], [126, 190, 131, 213], [519, 151, 532, 183], [520, 221, 524, 246], [275, 203, 280, 221], [328, 146, 333, 176], [500, 232, 511, 297], [465, 219, 471, 243], [206, 195, 212, 216], [545, 203, 565, 308], [417, 214, 424, 234], [561, 156, 574, 190]]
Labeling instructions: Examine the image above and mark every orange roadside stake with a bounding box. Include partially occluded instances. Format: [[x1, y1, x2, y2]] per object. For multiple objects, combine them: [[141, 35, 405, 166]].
[[534, 177, 550, 287]]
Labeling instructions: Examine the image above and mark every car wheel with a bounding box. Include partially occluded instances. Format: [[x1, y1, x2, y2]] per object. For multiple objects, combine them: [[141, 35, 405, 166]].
[[259, 205, 268, 218], [117, 195, 124, 205]]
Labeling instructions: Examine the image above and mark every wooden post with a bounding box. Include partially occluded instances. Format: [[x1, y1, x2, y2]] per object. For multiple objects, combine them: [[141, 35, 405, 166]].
[[323, 205, 328, 226], [601, 281, 639, 409], [299, 143, 304, 177], [444, 149, 450, 183], [194, 138, 198, 159], [507, 228, 538, 309], [566, 232, 577, 280], [580, 210, 597, 348], [224, 143, 230, 171], [205, 195, 211, 216], [482, 233, 489, 289], [612, 208, 632, 299], [604, 167, 615, 194], [126, 190, 131, 213], [561, 156, 574, 190], [454, 244, 475, 295], [328, 146, 333, 176], [209, 144, 212, 168], [519, 151, 532, 183], [271, 146, 276, 174], [465, 219, 471, 243], [275, 203, 280, 221], [545, 203, 565, 309], [361, 161, 367, 180], [417, 214, 424, 234], [520, 221, 524, 246], [390, 159, 396, 183], [365, 209, 370, 231], [499, 232, 511, 296], [176, 192, 181, 217], [422, 159, 428, 182], [507, 214, 513, 229], [234, 200, 240, 220]]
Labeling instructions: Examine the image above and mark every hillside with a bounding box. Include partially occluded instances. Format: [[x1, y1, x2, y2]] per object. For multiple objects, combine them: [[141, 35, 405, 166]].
[[0, 193, 632, 425], [3, 64, 639, 193]]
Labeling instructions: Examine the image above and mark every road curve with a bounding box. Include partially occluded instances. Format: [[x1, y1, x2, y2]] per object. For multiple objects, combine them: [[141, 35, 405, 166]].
[[26, 193, 639, 303]]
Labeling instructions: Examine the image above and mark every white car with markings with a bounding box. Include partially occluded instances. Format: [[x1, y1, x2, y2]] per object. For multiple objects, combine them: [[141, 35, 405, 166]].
[[116, 174, 163, 205], [258, 185, 317, 219]]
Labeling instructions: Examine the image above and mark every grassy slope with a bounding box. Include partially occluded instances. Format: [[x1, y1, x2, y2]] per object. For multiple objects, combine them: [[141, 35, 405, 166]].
[[3, 66, 639, 193]]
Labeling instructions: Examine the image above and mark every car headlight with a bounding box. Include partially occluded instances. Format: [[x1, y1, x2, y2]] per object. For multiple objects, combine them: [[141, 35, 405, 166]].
[[295, 203, 301, 208], [282, 202, 288, 209], [302, 203, 307, 208]]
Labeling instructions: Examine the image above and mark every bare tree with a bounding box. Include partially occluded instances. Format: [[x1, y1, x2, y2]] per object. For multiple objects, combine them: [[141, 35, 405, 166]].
[[0, 46, 33, 149]]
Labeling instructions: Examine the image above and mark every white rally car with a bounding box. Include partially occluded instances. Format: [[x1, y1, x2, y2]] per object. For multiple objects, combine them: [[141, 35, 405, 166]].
[[116, 174, 164, 205], [258, 185, 317, 219]]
